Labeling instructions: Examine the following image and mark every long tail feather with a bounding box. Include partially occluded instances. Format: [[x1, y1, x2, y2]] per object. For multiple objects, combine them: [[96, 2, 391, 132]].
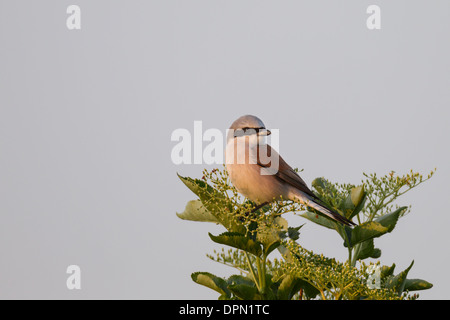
[[294, 192, 356, 227]]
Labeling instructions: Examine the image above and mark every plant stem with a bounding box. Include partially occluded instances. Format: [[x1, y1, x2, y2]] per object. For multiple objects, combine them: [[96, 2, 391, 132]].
[[261, 254, 267, 295], [244, 252, 261, 292], [341, 226, 353, 265], [319, 289, 327, 300], [351, 243, 362, 267], [255, 256, 266, 297]]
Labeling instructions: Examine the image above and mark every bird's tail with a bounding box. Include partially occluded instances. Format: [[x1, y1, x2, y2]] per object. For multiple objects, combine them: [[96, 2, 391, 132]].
[[293, 192, 356, 227]]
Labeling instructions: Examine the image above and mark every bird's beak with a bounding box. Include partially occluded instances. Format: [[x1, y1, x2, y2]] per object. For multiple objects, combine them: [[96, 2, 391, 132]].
[[258, 129, 271, 136]]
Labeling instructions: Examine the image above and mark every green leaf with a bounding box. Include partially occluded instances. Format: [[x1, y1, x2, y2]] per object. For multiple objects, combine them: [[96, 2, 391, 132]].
[[403, 278, 433, 291], [191, 272, 231, 298], [375, 206, 406, 229], [354, 239, 381, 261], [178, 174, 246, 233], [256, 217, 288, 256], [228, 284, 259, 300], [176, 200, 219, 223], [311, 177, 331, 196], [277, 275, 298, 300], [227, 274, 255, 287], [348, 206, 406, 247], [264, 273, 278, 300], [209, 232, 262, 257], [277, 275, 319, 300], [380, 263, 396, 279], [274, 216, 288, 230], [297, 281, 320, 300], [178, 173, 218, 198], [384, 261, 414, 294], [338, 225, 353, 247], [351, 221, 388, 246], [277, 244, 294, 263], [263, 241, 281, 257], [340, 185, 366, 220], [300, 211, 339, 230], [350, 186, 365, 207], [287, 224, 304, 241]]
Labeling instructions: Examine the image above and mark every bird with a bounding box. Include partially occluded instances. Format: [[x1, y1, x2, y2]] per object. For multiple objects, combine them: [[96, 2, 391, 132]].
[[225, 114, 355, 226]]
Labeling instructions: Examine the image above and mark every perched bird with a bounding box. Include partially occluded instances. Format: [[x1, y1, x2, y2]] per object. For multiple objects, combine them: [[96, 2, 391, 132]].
[[225, 115, 355, 226]]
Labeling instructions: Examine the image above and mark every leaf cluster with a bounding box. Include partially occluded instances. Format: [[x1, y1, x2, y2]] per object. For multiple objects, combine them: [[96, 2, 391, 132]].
[[176, 166, 434, 300]]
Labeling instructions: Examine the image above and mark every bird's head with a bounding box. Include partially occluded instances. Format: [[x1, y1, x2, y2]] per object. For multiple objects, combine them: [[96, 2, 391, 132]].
[[227, 115, 271, 147]]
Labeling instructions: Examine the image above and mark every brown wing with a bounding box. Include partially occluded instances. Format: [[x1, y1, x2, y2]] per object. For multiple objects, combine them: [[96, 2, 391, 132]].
[[256, 144, 317, 198], [256, 144, 356, 226]]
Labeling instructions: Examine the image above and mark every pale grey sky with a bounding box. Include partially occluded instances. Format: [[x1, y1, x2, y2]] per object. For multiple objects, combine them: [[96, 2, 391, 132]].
[[0, 1, 449, 299]]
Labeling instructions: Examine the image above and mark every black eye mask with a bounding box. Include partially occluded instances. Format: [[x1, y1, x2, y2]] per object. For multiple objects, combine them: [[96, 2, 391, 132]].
[[233, 127, 270, 137]]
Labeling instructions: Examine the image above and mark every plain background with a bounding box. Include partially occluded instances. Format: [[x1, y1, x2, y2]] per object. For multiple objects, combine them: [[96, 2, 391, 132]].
[[0, 1, 449, 299]]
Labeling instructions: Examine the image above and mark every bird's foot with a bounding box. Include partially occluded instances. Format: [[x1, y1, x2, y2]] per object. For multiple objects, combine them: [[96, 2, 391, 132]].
[[250, 202, 269, 214]]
